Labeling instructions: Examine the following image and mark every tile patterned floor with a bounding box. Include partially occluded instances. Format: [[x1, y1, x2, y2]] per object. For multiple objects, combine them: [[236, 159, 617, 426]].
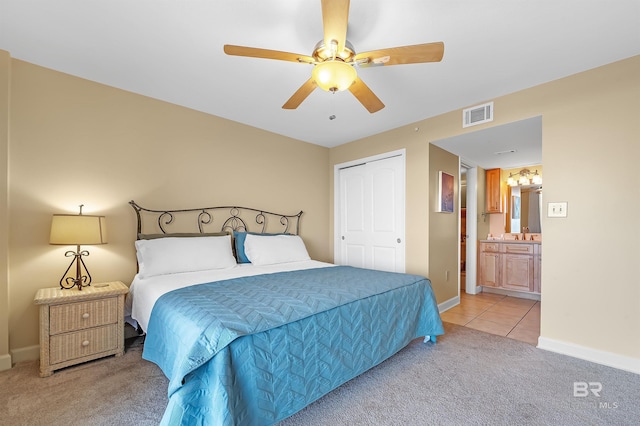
[[440, 292, 540, 345]]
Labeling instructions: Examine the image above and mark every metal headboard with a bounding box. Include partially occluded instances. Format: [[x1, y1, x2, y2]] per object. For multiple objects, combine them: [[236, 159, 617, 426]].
[[129, 200, 303, 237]]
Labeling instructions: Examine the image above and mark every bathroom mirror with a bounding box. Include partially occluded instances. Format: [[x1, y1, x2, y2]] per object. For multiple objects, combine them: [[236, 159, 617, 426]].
[[508, 185, 542, 233]]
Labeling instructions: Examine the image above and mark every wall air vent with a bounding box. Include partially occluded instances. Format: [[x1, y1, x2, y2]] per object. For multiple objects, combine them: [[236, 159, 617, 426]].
[[463, 102, 494, 128]]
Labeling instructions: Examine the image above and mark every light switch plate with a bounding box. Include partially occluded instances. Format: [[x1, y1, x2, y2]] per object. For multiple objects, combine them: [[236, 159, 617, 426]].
[[548, 202, 568, 218]]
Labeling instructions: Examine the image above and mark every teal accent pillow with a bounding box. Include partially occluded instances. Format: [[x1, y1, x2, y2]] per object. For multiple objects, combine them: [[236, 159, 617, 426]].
[[234, 231, 288, 263]]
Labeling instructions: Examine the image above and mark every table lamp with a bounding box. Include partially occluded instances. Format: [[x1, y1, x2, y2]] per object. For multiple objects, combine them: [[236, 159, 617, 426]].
[[49, 204, 107, 290]]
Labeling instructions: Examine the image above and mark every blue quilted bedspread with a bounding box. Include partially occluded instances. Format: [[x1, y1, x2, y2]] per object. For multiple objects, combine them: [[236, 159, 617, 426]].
[[143, 266, 444, 426]]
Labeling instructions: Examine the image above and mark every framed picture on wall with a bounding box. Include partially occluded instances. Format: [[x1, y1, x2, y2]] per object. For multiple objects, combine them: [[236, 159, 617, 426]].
[[437, 171, 454, 213]]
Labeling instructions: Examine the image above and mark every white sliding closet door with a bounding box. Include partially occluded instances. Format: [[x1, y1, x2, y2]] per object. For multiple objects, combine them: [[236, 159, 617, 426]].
[[337, 154, 405, 273]]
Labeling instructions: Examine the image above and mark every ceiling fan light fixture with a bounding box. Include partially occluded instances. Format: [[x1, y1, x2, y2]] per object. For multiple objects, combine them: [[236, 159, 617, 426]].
[[312, 40, 356, 62], [223, 2, 444, 113], [312, 60, 357, 92]]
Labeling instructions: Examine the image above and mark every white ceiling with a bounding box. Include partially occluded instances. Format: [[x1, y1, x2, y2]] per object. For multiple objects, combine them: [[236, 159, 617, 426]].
[[1, 1, 638, 151], [433, 116, 542, 170]]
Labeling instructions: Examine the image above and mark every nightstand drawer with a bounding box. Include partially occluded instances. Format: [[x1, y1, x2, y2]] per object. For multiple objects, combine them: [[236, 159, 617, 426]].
[[49, 297, 118, 334], [50, 324, 118, 364]]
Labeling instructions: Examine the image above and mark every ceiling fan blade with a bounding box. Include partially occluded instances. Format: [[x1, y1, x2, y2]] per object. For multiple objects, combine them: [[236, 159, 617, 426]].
[[348, 77, 384, 113], [224, 45, 314, 64], [282, 78, 317, 109], [321, 0, 350, 53], [355, 42, 444, 67]]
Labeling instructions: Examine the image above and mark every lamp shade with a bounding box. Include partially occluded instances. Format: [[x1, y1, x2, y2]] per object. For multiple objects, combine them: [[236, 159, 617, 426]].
[[312, 60, 357, 92], [49, 215, 107, 245]]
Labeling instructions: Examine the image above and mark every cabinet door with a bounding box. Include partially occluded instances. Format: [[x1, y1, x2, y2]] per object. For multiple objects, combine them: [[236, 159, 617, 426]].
[[502, 254, 534, 292], [486, 168, 502, 213], [479, 252, 500, 287]]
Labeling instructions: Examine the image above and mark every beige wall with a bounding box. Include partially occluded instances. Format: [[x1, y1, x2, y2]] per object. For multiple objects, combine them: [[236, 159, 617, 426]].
[[0, 51, 10, 370], [4, 57, 330, 360], [428, 145, 459, 302], [537, 56, 639, 363], [330, 56, 640, 368]]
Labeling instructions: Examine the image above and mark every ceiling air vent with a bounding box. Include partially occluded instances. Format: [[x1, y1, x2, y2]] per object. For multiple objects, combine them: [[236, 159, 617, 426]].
[[463, 102, 493, 128]]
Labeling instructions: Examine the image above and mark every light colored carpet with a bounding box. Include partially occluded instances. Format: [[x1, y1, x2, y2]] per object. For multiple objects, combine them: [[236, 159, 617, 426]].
[[280, 323, 640, 425], [0, 334, 167, 426], [1, 323, 638, 425]]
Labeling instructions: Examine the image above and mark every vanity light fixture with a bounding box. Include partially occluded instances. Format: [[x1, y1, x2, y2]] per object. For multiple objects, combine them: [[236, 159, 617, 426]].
[[507, 168, 542, 187]]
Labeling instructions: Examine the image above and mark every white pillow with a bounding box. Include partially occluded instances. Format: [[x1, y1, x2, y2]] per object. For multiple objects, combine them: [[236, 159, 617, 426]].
[[244, 234, 310, 266], [135, 235, 236, 278]]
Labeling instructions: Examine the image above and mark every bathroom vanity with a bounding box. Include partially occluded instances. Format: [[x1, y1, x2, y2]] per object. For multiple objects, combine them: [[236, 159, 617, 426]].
[[478, 239, 541, 296]]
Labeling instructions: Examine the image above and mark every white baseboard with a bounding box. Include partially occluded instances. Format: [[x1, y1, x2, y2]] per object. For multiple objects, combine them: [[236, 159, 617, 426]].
[[10, 344, 39, 364], [0, 353, 12, 371], [438, 295, 460, 313], [538, 336, 640, 375]]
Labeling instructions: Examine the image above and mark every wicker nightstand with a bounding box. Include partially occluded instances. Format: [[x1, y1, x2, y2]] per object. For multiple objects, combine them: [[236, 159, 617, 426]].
[[33, 281, 129, 377]]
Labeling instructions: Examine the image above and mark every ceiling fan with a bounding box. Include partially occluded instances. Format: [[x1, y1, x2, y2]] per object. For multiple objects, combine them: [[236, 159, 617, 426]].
[[223, 0, 444, 113]]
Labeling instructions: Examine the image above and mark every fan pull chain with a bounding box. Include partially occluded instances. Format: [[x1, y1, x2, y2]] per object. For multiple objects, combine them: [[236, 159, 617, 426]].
[[328, 90, 337, 121]]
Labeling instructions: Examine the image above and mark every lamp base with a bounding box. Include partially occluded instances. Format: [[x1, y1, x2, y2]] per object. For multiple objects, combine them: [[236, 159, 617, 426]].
[[59, 248, 92, 291]]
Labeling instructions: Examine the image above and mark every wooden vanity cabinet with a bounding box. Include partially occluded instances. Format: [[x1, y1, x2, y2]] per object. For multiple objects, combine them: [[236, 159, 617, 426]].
[[478, 242, 500, 287], [502, 243, 535, 292], [486, 168, 503, 213], [479, 241, 540, 295]]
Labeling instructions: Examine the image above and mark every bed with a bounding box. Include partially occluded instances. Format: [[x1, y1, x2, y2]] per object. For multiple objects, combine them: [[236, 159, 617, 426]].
[[127, 201, 444, 425]]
